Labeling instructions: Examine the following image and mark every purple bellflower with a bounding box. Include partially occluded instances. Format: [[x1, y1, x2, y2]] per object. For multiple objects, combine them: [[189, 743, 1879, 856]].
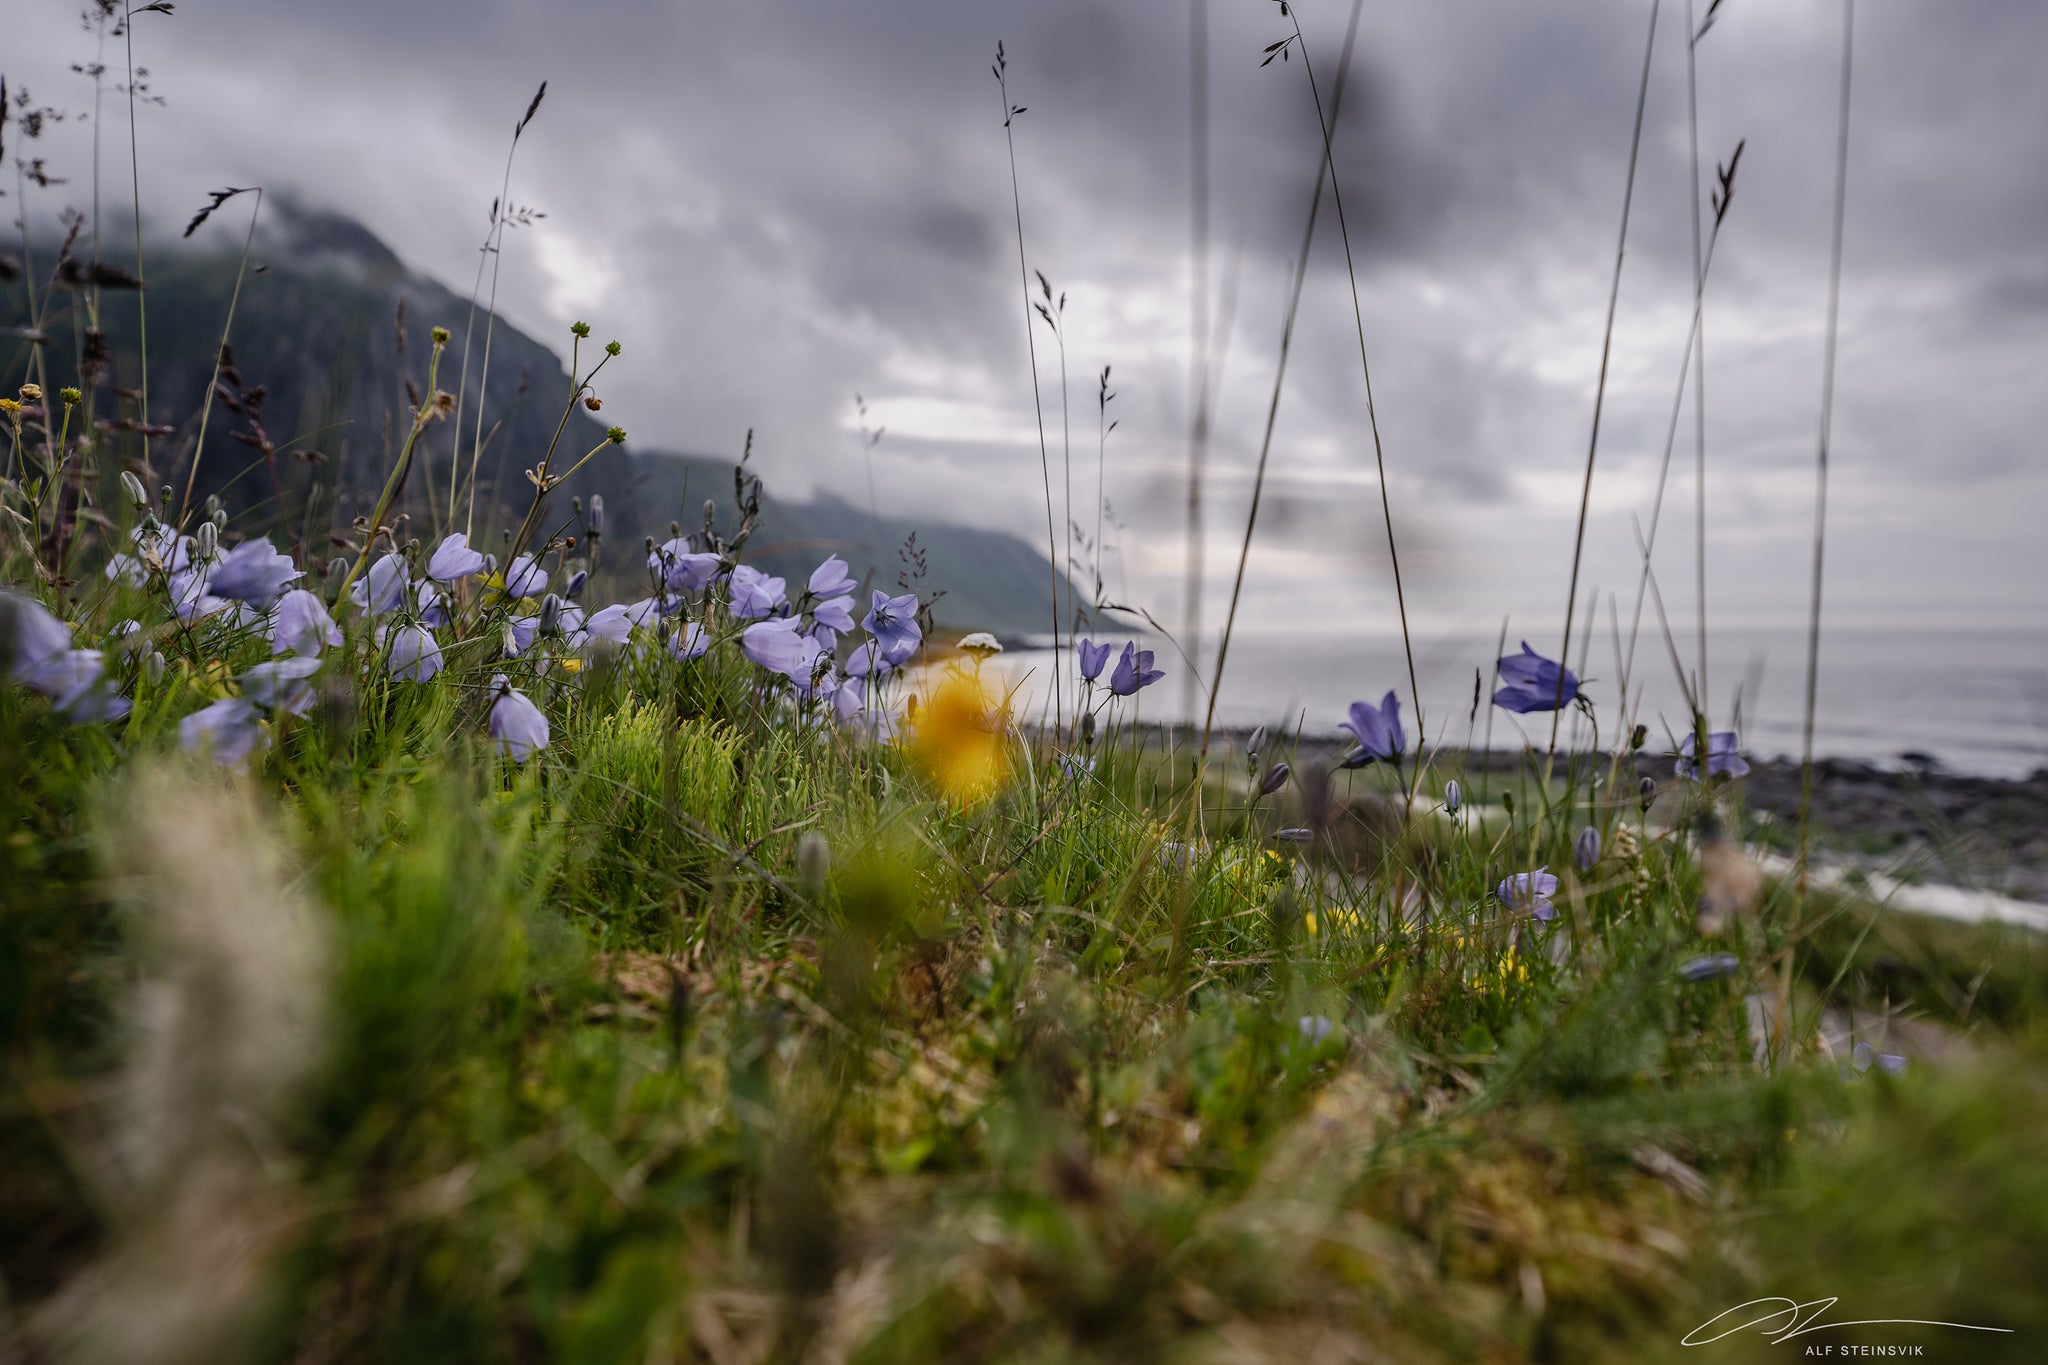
[[671, 622, 710, 661], [381, 624, 444, 682], [1678, 953, 1741, 983], [503, 554, 549, 600], [426, 532, 487, 583], [1493, 642, 1579, 713], [1675, 729, 1750, 780], [1497, 867, 1560, 921], [180, 697, 267, 767], [416, 579, 450, 630], [648, 539, 723, 594], [205, 536, 302, 603], [1339, 691, 1404, 767], [863, 589, 923, 665], [240, 657, 321, 717], [728, 565, 787, 620], [742, 617, 821, 678], [585, 598, 661, 646], [843, 639, 892, 679], [1077, 638, 1112, 682], [488, 675, 549, 760], [808, 555, 857, 599], [351, 555, 410, 615], [1108, 641, 1164, 697], [270, 588, 341, 656]]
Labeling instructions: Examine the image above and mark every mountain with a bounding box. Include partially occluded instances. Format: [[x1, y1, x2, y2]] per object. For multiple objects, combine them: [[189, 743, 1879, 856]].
[[2, 202, 1071, 634]]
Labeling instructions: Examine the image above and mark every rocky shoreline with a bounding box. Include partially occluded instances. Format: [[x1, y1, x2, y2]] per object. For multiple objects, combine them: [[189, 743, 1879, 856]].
[[1113, 725, 2048, 904]]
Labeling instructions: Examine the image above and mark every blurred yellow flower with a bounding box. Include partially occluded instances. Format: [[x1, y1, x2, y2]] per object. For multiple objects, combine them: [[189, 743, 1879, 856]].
[[912, 670, 1009, 806]]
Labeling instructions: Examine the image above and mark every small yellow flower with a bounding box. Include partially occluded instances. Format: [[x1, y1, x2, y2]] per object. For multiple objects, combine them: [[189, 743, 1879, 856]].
[[912, 670, 1009, 806], [0, 398, 20, 415]]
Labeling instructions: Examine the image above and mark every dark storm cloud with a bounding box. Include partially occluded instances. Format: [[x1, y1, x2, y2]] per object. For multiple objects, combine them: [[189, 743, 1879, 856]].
[[7, 0, 2044, 633]]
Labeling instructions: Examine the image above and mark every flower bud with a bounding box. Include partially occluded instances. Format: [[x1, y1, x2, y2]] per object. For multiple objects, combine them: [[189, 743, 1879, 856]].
[[1246, 725, 1267, 765], [587, 495, 604, 536], [1079, 711, 1096, 748], [211, 508, 228, 533], [430, 325, 450, 345], [538, 593, 562, 635], [571, 497, 583, 516], [119, 469, 149, 512], [795, 831, 830, 897], [1575, 825, 1602, 873], [204, 494, 222, 519], [563, 569, 588, 600], [1444, 779, 1461, 816], [1638, 776, 1657, 810], [193, 521, 218, 560], [1259, 761, 1292, 797], [59, 386, 81, 407], [144, 650, 166, 684], [1630, 723, 1648, 752], [702, 500, 717, 529]]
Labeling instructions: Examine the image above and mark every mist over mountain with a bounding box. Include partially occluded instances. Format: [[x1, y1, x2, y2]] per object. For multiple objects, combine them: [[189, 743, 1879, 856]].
[[4, 201, 1074, 634]]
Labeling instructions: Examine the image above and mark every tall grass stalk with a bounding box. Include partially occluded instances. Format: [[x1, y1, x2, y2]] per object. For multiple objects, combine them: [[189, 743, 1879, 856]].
[[992, 43, 1062, 731], [1181, 0, 1210, 724], [456, 82, 546, 539], [1536, 0, 1660, 836], [1278, 1, 1424, 809], [1797, 0, 1857, 901], [176, 186, 262, 526], [124, 2, 154, 480], [1685, 0, 1712, 728], [1197, 0, 1364, 770]]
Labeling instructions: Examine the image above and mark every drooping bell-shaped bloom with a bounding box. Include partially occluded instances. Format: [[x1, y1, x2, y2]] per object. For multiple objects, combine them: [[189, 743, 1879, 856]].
[[20, 647, 131, 723], [1497, 867, 1560, 921], [180, 696, 266, 767], [863, 589, 922, 665], [206, 536, 301, 603], [1850, 1041, 1907, 1075], [1493, 641, 1579, 713], [1444, 780, 1462, 816], [1259, 762, 1292, 796], [648, 538, 723, 594], [503, 615, 540, 658], [351, 554, 410, 615], [426, 531, 487, 583], [1108, 641, 1163, 697], [381, 623, 444, 682], [1574, 825, 1602, 872], [1077, 638, 1112, 682], [416, 578, 450, 630], [812, 592, 856, 636], [741, 616, 819, 678], [488, 674, 549, 760], [3, 590, 71, 679], [269, 588, 341, 656], [843, 638, 892, 679], [808, 555, 857, 600], [585, 598, 661, 645], [727, 565, 788, 621], [1338, 691, 1404, 766], [167, 566, 227, 624], [502, 554, 549, 600], [1675, 729, 1750, 781], [241, 656, 321, 717], [671, 622, 709, 661]]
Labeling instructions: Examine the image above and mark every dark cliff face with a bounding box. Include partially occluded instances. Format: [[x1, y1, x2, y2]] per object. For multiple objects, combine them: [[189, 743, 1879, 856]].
[[4, 205, 1073, 632]]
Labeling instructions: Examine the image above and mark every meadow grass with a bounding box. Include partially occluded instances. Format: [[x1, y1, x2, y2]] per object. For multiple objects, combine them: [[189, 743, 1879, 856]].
[[4, 3, 2046, 1360]]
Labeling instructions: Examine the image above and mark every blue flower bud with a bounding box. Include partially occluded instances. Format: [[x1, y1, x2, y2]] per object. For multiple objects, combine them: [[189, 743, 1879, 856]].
[[1575, 825, 1601, 872], [1444, 780, 1462, 816]]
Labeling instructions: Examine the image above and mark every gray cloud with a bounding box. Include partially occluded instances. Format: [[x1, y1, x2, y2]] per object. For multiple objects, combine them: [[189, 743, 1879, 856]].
[[6, 0, 2044, 642]]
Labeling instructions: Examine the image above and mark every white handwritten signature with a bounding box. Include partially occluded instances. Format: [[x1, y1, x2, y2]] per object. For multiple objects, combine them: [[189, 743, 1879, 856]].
[[1682, 1296, 2012, 1346]]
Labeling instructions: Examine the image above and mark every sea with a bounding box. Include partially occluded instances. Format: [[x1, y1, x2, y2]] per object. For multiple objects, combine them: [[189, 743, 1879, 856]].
[[978, 626, 2048, 781]]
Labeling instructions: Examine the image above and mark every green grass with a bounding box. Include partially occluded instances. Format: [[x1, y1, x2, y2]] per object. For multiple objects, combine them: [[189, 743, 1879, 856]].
[[3, 611, 2045, 1362]]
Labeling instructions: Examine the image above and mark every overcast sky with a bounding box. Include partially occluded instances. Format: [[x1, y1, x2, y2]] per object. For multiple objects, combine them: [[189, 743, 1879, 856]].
[[9, 0, 2046, 662]]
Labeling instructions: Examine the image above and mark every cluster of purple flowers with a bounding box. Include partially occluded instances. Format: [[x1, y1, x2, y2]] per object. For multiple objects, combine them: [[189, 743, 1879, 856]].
[[1077, 637, 1163, 698]]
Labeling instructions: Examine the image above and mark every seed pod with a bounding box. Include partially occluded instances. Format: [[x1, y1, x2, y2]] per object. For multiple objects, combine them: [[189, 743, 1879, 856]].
[[1079, 712, 1096, 748]]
